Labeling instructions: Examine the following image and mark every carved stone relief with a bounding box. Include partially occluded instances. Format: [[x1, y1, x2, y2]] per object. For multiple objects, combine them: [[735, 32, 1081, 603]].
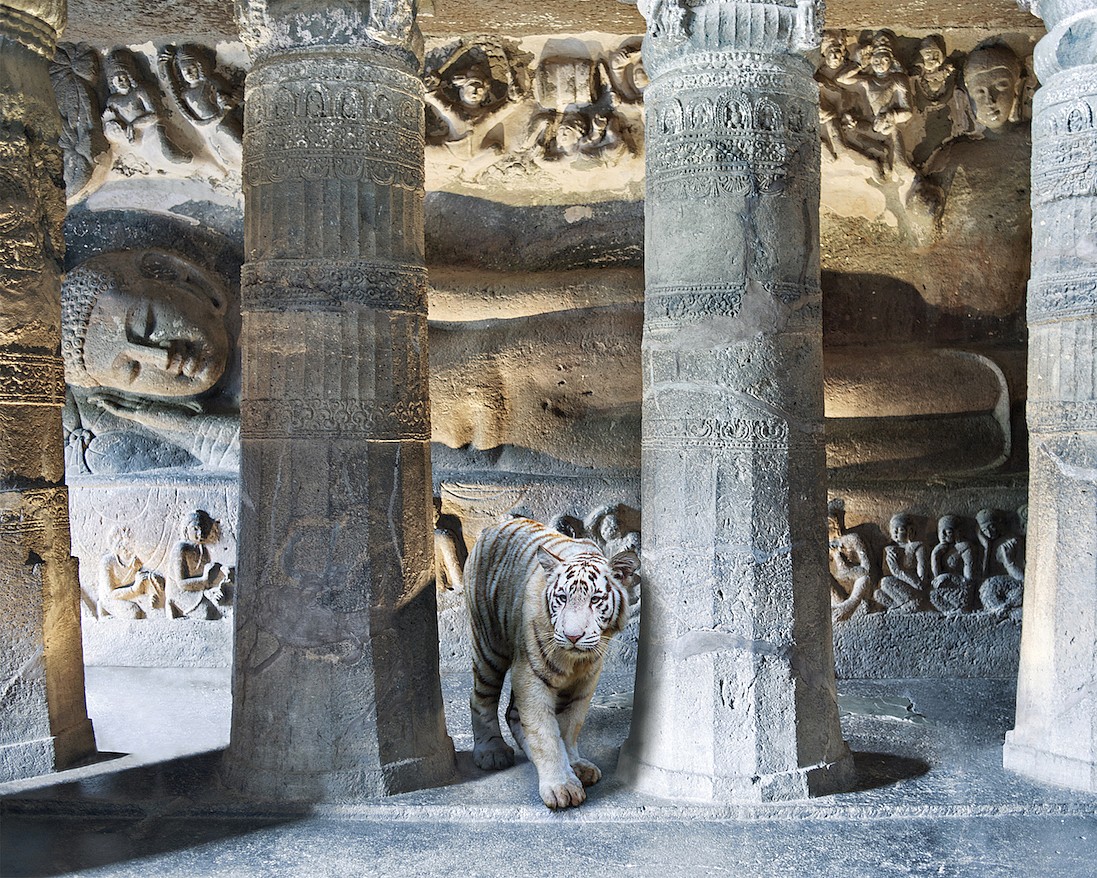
[[50, 41, 246, 200], [828, 502, 1025, 623], [60, 232, 241, 477]]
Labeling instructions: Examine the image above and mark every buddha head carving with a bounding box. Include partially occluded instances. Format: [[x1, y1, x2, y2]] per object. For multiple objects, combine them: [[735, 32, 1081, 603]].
[[976, 508, 1003, 541], [964, 44, 1022, 130], [62, 249, 230, 398]]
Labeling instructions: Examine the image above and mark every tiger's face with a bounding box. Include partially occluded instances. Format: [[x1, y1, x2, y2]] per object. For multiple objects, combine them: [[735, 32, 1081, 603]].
[[539, 549, 639, 652]]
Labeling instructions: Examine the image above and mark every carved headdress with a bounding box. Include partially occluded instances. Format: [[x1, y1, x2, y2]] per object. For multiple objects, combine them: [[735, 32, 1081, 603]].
[[60, 260, 113, 387]]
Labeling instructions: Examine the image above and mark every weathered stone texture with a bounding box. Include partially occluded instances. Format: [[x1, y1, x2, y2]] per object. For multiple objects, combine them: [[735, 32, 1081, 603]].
[[0, 0, 95, 782], [224, 7, 454, 800], [618, 0, 853, 802]]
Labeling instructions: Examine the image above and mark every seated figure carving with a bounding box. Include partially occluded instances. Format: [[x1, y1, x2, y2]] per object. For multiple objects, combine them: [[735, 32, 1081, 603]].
[[875, 513, 931, 612], [101, 50, 190, 169], [61, 248, 239, 475], [976, 508, 1024, 620], [166, 509, 230, 620], [929, 514, 977, 614], [97, 526, 165, 619], [827, 500, 877, 621]]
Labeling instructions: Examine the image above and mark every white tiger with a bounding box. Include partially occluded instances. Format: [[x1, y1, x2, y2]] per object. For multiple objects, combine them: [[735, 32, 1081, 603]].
[[465, 516, 640, 809]]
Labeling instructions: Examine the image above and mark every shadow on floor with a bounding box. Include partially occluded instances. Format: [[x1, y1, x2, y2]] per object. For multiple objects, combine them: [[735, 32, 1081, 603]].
[[0, 750, 303, 878], [849, 751, 931, 792]]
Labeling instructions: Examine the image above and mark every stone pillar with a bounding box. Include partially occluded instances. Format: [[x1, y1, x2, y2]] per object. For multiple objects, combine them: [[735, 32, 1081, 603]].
[[223, 1, 455, 800], [0, 0, 95, 782], [617, 0, 853, 801], [1005, 0, 1097, 792]]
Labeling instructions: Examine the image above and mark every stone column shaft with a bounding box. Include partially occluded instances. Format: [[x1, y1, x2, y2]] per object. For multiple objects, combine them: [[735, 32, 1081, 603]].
[[618, 0, 852, 801], [225, 3, 454, 800], [0, 0, 95, 782], [1005, 0, 1097, 792]]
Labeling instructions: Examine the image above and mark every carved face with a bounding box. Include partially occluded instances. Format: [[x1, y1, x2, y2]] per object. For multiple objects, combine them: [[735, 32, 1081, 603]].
[[919, 44, 944, 73], [938, 520, 957, 544], [890, 516, 914, 545], [109, 72, 134, 95], [821, 38, 846, 70], [78, 250, 229, 397], [178, 57, 206, 86], [966, 62, 1019, 129], [869, 48, 894, 76], [977, 513, 1000, 541], [456, 77, 488, 108], [184, 511, 220, 544], [540, 550, 638, 652], [555, 118, 586, 155]]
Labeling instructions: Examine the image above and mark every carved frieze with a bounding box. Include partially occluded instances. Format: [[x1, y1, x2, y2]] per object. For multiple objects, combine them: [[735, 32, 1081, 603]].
[[244, 59, 424, 193], [828, 502, 1026, 622], [0, 351, 66, 406], [241, 261, 427, 314]]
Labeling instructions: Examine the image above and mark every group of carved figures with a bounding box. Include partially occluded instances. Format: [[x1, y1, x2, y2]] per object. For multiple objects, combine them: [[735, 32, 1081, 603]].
[[828, 501, 1025, 623], [50, 41, 243, 192], [90, 509, 234, 621], [423, 36, 646, 170], [48, 31, 1031, 197], [816, 30, 1029, 178]]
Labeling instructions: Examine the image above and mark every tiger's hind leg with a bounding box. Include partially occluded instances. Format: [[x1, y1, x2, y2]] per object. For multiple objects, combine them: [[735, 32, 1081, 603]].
[[470, 641, 515, 771], [505, 689, 531, 761]]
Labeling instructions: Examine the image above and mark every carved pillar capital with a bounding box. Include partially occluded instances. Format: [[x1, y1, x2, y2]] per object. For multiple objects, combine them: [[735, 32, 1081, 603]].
[[236, 0, 423, 67], [0, 0, 65, 56], [1029, 0, 1097, 81], [638, 0, 822, 76]]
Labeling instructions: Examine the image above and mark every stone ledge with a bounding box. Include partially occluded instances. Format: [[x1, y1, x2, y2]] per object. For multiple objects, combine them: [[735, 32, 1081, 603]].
[[834, 611, 1021, 679]]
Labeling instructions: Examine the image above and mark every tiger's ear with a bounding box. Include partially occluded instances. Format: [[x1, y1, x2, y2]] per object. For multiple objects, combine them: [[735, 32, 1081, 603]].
[[537, 547, 562, 575], [610, 549, 639, 583]]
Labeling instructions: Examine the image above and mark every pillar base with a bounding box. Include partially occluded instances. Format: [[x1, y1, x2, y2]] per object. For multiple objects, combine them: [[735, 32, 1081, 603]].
[[52, 718, 96, 771], [1003, 732, 1097, 793], [221, 740, 457, 803], [617, 746, 856, 803]]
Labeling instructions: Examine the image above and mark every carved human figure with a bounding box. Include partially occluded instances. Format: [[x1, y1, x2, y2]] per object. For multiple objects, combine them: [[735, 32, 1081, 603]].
[[433, 498, 467, 593], [976, 508, 1024, 620], [875, 513, 931, 612], [827, 500, 876, 621], [815, 30, 861, 161], [166, 509, 229, 619], [97, 526, 165, 619], [929, 514, 977, 614], [100, 51, 190, 166], [909, 34, 975, 168], [836, 31, 914, 178], [159, 44, 244, 158], [60, 249, 239, 474]]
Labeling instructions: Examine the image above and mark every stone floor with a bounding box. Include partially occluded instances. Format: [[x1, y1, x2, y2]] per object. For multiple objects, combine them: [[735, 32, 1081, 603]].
[[2, 667, 1097, 877]]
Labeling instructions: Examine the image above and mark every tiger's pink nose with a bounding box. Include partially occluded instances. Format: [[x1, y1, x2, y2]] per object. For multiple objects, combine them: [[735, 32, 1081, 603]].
[[566, 632, 582, 644]]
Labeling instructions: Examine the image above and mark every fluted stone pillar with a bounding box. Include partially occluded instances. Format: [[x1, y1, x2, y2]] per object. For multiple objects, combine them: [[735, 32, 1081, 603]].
[[1005, 0, 1097, 792], [224, 1, 454, 800], [0, 0, 95, 782], [618, 0, 853, 802]]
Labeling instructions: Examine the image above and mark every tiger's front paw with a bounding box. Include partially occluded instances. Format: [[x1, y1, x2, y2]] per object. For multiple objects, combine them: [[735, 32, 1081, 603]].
[[571, 758, 601, 787], [473, 736, 515, 771], [540, 778, 586, 810]]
